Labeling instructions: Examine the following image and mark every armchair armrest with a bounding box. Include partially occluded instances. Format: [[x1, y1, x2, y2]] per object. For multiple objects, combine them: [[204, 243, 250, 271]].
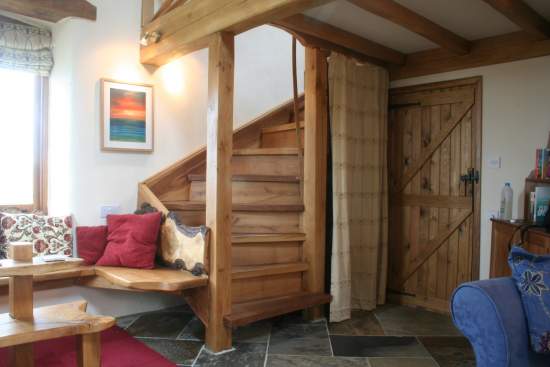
[[451, 277, 550, 367]]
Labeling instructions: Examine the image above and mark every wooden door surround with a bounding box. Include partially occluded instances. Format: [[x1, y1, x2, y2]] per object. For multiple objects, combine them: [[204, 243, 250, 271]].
[[388, 77, 482, 313]]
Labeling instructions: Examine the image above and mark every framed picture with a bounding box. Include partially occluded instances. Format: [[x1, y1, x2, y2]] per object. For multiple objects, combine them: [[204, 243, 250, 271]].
[[100, 79, 154, 152]]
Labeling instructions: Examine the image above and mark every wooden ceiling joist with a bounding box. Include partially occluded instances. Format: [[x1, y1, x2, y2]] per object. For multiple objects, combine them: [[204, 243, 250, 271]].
[[347, 0, 471, 55], [389, 31, 550, 80], [274, 14, 405, 65], [140, 0, 332, 66], [482, 0, 550, 39], [0, 0, 96, 23]]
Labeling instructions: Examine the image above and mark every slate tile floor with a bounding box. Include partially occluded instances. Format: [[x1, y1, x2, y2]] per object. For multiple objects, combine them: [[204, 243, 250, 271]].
[[118, 304, 475, 367]]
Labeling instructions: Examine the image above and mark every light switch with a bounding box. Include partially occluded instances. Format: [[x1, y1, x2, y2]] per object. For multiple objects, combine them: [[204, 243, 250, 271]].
[[487, 157, 501, 169]]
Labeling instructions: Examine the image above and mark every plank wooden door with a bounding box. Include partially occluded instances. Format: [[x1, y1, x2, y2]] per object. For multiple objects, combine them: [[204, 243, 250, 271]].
[[387, 77, 482, 313]]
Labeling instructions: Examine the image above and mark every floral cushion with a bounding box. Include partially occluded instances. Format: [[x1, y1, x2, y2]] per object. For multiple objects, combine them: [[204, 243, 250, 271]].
[[0, 212, 73, 258], [509, 246, 550, 354]]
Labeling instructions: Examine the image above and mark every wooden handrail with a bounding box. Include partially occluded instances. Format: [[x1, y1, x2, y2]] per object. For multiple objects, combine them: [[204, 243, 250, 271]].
[[292, 36, 304, 197]]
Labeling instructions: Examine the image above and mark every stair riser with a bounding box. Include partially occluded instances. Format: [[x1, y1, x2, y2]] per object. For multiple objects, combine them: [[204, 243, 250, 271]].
[[232, 155, 300, 176], [233, 242, 302, 267], [261, 129, 304, 149], [189, 181, 300, 205], [232, 273, 303, 303], [174, 211, 301, 234]]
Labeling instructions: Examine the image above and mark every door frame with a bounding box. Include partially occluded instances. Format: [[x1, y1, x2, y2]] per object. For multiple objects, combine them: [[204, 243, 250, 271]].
[[389, 76, 482, 281]]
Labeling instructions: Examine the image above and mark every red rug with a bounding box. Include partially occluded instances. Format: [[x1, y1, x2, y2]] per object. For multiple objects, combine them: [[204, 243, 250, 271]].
[[0, 327, 176, 367]]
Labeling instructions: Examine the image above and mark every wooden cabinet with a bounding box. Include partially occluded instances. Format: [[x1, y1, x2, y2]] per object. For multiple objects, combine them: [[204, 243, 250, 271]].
[[490, 219, 550, 278]]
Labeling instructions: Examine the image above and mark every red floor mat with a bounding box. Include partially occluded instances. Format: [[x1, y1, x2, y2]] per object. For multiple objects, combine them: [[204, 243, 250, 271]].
[[0, 326, 176, 367]]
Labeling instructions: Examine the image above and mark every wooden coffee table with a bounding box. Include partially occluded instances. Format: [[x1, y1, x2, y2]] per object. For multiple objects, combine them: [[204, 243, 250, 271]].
[[0, 243, 115, 367]]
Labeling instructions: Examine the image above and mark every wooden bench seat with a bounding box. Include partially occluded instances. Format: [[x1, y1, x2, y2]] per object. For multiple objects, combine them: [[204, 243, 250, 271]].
[[93, 266, 208, 292], [0, 264, 208, 294]]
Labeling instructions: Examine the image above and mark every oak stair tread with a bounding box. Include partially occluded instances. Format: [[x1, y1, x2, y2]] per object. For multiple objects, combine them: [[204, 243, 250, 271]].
[[232, 233, 306, 243], [233, 148, 300, 156], [164, 201, 305, 212], [232, 262, 308, 280], [224, 292, 332, 327], [261, 121, 304, 134], [187, 174, 300, 183]]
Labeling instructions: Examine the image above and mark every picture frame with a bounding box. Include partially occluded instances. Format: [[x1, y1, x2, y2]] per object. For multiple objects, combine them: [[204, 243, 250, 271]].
[[100, 78, 154, 153]]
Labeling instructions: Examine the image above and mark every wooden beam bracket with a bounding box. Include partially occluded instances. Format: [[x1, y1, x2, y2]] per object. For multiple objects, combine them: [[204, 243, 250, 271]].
[[0, 0, 97, 23]]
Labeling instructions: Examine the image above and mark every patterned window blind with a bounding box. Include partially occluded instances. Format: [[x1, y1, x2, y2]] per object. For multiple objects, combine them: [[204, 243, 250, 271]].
[[0, 17, 53, 76]]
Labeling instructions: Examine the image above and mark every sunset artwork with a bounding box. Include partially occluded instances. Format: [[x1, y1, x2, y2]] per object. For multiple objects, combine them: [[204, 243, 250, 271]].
[[101, 80, 154, 152], [109, 88, 146, 143]]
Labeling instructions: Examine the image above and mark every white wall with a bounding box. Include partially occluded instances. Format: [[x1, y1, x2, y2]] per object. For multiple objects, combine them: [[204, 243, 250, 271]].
[[40, 0, 304, 315], [391, 56, 550, 279]]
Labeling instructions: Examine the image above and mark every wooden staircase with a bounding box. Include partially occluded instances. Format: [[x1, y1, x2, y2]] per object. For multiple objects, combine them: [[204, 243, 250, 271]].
[[138, 97, 330, 333]]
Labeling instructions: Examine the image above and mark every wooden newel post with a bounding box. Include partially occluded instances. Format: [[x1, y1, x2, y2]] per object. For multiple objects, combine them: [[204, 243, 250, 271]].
[[8, 242, 35, 367], [302, 47, 329, 320], [9, 242, 34, 321], [205, 31, 234, 353]]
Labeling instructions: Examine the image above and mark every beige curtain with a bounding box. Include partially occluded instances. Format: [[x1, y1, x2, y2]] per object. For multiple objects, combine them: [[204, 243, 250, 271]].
[[329, 53, 389, 322]]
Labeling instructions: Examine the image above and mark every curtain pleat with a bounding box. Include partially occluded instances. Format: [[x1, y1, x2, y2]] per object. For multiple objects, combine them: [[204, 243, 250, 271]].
[[329, 53, 389, 322], [0, 18, 53, 76]]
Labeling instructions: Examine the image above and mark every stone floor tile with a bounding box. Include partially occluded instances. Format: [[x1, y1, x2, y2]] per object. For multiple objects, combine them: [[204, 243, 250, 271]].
[[267, 355, 370, 367], [115, 314, 139, 329], [329, 310, 385, 336], [368, 357, 439, 367], [126, 312, 194, 339], [418, 336, 476, 367], [193, 343, 266, 367], [375, 305, 461, 336], [177, 317, 271, 344], [269, 323, 332, 356], [331, 336, 431, 358], [137, 338, 202, 366]]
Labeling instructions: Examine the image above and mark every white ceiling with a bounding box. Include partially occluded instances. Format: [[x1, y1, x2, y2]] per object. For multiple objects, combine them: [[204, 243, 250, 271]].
[[304, 0, 550, 54]]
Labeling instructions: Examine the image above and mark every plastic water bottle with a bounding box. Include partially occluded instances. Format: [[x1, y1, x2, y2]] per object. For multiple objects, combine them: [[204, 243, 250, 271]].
[[499, 182, 513, 220]]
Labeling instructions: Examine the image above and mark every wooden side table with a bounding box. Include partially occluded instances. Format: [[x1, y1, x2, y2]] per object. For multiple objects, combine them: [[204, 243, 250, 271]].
[[490, 219, 550, 278], [0, 243, 115, 367]]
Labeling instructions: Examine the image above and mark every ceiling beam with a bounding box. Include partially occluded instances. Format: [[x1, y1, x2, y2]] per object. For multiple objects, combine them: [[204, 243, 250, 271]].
[[482, 0, 550, 39], [140, 0, 332, 66], [346, 0, 471, 55], [0, 0, 96, 23], [389, 32, 550, 80], [274, 14, 405, 65]]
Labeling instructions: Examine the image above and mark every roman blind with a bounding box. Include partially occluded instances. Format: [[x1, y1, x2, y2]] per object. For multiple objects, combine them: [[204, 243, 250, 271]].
[[0, 16, 53, 76]]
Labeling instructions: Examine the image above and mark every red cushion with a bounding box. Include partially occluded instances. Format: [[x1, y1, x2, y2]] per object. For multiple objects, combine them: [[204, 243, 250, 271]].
[[76, 226, 108, 265], [96, 212, 162, 269]]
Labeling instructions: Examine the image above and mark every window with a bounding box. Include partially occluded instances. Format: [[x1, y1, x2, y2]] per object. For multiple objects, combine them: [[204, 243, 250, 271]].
[[0, 68, 47, 212]]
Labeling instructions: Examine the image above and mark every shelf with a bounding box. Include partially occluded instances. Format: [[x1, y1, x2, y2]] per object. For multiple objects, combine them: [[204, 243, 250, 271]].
[[526, 177, 550, 184], [0, 257, 83, 277], [0, 301, 114, 348]]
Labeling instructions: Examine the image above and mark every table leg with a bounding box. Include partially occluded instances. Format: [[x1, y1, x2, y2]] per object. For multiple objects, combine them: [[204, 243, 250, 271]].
[[9, 276, 34, 320], [8, 343, 34, 367], [77, 333, 101, 367]]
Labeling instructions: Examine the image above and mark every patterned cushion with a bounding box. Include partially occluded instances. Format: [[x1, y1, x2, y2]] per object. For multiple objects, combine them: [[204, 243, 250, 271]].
[[509, 246, 550, 354], [0, 212, 73, 258]]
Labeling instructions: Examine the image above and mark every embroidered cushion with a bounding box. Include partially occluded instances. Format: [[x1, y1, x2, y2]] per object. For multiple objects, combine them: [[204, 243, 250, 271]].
[[0, 212, 73, 258], [96, 212, 162, 269], [509, 246, 550, 353], [76, 226, 108, 265], [0, 213, 6, 259]]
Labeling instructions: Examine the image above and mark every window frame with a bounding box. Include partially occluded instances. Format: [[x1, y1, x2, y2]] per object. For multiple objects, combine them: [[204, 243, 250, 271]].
[[0, 75, 48, 213]]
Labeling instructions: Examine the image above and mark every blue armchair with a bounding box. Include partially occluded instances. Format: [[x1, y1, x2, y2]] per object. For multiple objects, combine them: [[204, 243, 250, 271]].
[[451, 277, 550, 367]]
